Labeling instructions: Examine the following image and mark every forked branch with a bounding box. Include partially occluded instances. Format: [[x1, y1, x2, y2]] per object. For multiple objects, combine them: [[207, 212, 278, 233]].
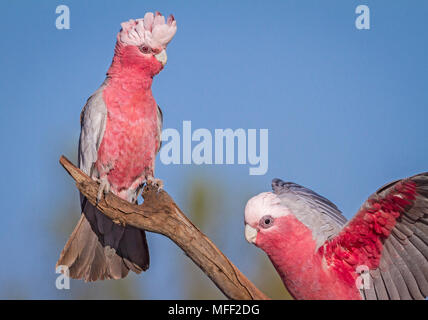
[[59, 155, 269, 300]]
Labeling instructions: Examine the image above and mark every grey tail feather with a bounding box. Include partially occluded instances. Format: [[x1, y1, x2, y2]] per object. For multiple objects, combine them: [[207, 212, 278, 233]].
[[56, 202, 149, 282]]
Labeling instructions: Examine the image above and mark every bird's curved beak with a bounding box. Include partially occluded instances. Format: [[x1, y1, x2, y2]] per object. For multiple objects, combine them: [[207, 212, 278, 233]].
[[155, 50, 167, 66], [245, 224, 258, 244]]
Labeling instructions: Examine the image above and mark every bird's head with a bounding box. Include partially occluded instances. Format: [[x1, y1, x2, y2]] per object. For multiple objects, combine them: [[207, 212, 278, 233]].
[[112, 12, 177, 77], [244, 192, 292, 251], [244, 179, 347, 253]]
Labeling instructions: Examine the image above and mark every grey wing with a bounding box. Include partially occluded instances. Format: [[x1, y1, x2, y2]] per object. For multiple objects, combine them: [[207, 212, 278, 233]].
[[272, 179, 347, 246], [156, 104, 163, 154], [358, 173, 428, 300], [78, 83, 107, 177]]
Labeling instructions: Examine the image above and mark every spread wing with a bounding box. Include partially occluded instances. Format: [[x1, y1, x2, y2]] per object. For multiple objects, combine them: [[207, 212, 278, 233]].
[[78, 83, 107, 178], [321, 172, 428, 300]]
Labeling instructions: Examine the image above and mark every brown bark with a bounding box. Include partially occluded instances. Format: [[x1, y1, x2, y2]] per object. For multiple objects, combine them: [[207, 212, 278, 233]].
[[59, 155, 269, 300]]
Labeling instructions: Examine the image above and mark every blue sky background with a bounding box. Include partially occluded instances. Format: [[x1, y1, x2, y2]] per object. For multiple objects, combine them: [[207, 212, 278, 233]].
[[0, 1, 427, 299]]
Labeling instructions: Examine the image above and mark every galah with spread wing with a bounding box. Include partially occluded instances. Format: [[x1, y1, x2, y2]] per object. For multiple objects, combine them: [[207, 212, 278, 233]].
[[245, 173, 428, 299], [56, 12, 177, 281]]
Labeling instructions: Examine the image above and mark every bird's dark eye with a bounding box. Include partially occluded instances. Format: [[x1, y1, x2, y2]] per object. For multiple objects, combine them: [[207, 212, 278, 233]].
[[139, 46, 151, 54], [259, 215, 274, 229]]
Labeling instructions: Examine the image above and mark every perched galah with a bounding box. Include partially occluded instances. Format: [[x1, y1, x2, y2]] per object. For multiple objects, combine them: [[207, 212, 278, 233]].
[[245, 173, 428, 299], [56, 12, 177, 281]]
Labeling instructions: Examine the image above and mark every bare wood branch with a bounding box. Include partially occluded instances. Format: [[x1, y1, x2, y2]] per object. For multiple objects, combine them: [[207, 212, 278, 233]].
[[59, 155, 269, 300]]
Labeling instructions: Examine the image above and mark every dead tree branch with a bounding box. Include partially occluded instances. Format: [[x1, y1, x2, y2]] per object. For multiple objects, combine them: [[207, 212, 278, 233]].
[[59, 155, 269, 300]]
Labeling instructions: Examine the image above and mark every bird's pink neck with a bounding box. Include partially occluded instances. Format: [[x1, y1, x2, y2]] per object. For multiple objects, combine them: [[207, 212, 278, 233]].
[[257, 215, 361, 300], [103, 55, 157, 114], [106, 59, 154, 93], [106, 42, 159, 93]]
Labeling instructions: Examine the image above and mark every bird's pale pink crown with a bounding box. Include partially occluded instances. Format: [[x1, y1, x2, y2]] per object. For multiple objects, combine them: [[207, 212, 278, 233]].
[[244, 192, 289, 227], [244, 192, 292, 246], [118, 12, 177, 51]]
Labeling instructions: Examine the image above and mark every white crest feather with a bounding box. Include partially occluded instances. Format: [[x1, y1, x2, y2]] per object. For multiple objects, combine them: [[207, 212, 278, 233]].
[[119, 12, 177, 49]]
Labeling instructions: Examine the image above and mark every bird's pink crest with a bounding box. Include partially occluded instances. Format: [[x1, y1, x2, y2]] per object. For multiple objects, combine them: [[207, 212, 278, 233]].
[[119, 12, 177, 49]]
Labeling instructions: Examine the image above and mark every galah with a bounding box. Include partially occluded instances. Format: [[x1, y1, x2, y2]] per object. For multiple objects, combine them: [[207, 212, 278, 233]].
[[244, 173, 428, 299], [56, 12, 177, 281]]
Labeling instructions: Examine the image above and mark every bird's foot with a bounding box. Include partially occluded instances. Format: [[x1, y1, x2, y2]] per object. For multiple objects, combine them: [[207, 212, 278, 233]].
[[146, 176, 163, 191], [96, 176, 111, 203]]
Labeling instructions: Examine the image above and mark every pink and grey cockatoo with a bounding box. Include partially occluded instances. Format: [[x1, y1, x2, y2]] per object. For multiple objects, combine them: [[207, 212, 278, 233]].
[[56, 12, 177, 281], [245, 173, 428, 299]]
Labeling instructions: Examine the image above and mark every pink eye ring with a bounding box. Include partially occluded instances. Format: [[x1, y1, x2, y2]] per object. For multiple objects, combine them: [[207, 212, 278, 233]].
[[259, 215, 274, 229], [139, 46, 152, 54]]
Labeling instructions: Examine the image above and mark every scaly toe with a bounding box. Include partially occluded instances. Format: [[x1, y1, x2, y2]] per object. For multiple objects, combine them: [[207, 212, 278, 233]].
[[97, 177, 111, 203], [147, 177, 164, 191]]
